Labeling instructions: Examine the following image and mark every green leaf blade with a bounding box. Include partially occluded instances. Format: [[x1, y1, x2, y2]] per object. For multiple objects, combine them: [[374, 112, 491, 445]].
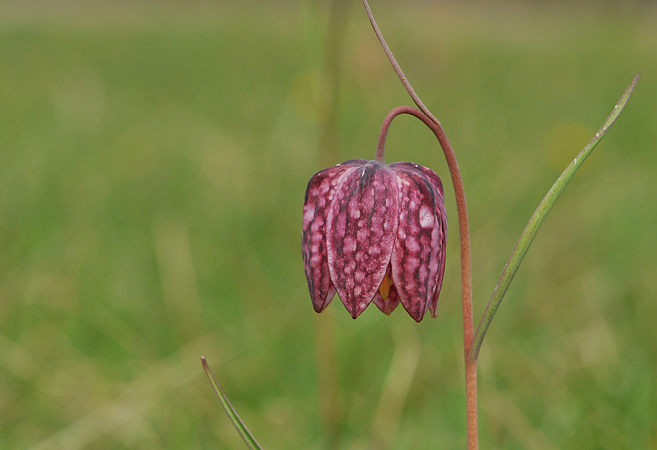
[[470, 74, 640, 360], [201, 357, 264, 450]]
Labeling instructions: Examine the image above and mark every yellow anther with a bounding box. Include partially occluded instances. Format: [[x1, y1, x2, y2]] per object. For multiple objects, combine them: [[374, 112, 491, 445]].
[[378, 274, 394, 300]]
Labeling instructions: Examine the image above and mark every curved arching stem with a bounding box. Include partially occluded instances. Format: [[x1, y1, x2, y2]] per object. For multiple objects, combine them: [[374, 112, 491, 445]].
[[378, 105, 477, 450], [363, 0, 477, 446], [363, 0, 441, 128]]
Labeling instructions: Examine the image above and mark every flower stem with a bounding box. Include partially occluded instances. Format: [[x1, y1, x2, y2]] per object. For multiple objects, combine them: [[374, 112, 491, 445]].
[[361, 0, 442, 127], [363, 0, 476, 446], [378, 105, 477, 450]]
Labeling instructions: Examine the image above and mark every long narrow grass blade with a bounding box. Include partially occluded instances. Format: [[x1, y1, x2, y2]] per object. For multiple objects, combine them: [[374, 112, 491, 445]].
[[201, 357, 264, 450], [470, 74, 640, 360]]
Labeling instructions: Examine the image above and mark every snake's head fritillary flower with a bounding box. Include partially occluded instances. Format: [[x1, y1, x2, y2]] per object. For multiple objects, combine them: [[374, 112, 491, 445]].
[[302, 158, 447, 322]]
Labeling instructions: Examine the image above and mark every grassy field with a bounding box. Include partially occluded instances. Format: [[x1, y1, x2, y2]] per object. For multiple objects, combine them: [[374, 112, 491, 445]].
[[1, 1, 656, 449]]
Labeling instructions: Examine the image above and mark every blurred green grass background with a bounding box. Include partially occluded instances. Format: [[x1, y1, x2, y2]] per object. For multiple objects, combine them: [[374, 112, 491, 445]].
[[1, 1, 656, 449]]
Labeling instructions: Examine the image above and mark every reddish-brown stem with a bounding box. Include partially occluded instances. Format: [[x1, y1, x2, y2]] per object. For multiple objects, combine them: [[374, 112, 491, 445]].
[[378, 105, 477, 450], [362, 0, 442, 127], [363, 0, 476, 446]]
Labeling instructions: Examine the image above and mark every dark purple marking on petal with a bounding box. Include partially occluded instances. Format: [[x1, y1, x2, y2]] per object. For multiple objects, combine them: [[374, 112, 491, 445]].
[[388, 162, 447, 322], [326, 161, 399, 319], [406, 164, 447, 318], [429, 226, 446, 318], [302, 159, 366, 312]]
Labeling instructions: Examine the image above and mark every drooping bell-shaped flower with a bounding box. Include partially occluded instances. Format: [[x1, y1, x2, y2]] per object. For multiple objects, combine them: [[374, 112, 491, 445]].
[[302, 158, 447, 322]]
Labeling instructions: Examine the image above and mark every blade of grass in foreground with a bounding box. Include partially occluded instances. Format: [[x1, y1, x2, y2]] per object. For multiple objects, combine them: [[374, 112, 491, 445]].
[[470, 73, 640, 360], [201, 357, 264, 450]]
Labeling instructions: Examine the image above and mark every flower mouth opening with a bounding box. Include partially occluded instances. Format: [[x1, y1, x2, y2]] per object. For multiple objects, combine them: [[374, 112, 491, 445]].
[[378, 272, 394, 300]]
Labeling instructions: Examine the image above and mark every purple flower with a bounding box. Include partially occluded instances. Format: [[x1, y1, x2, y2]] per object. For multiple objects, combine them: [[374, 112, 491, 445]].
[[302, 159, 447, 322]]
